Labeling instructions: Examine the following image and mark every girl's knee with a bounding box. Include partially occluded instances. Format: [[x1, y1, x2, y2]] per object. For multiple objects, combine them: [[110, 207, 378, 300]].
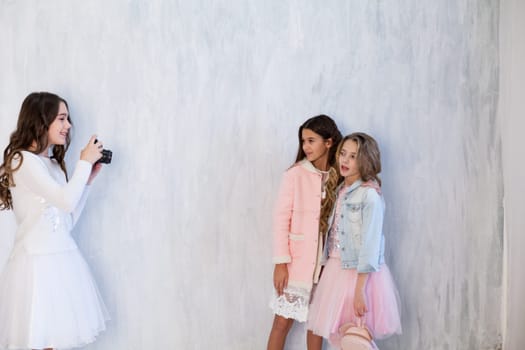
[[272, 315, 293, 333]]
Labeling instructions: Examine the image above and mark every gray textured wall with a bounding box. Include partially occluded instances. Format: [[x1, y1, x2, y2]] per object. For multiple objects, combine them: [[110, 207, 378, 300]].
[[0, 1, 502, 349], [500, 0, 525, 349]]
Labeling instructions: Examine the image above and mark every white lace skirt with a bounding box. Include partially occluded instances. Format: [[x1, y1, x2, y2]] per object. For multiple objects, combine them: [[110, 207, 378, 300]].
[[0, 247, 109, 349], [269, 284, 313, 322]]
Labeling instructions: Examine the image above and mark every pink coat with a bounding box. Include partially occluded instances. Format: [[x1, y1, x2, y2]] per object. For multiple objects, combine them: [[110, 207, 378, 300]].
[[273, 159, 325, 289]]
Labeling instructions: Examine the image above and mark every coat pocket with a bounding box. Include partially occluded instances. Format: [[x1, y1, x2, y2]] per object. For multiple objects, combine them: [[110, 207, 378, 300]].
[[289, 233, 305, 258]]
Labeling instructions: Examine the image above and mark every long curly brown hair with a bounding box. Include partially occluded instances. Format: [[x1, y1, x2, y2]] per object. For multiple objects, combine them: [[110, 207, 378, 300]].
[[319, 166, 340, 236], [0, 92, 71, 210], [294, 115, 343, 236]]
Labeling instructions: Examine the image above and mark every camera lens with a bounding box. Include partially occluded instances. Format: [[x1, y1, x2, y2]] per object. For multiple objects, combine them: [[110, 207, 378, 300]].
[[96, 149, 112, 164]]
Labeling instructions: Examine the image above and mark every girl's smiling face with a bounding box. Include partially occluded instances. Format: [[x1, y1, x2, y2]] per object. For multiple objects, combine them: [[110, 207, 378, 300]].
[[338, 139, 360, 185], [46, 102, 71, 147]]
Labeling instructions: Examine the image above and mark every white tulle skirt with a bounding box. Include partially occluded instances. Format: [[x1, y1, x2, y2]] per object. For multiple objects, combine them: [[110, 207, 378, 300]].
[[0, 248, 109, 349]]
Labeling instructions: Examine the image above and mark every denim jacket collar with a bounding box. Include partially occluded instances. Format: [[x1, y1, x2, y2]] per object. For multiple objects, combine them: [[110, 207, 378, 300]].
[[336, 179, 363, 195]]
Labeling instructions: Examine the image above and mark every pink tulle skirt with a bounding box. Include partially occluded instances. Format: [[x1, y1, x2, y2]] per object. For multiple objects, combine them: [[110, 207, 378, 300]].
[[307, 257, 402, 347]]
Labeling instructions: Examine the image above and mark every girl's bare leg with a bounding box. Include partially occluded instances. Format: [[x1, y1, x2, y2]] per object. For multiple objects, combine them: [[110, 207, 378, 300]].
[[267, 315, 294, 350], [307, 330, 323, 350]]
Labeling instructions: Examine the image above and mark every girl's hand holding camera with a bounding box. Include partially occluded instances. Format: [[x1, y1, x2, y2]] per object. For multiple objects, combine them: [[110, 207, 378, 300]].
[[81, 135, 104, 185], [81, 135, 104, 164]]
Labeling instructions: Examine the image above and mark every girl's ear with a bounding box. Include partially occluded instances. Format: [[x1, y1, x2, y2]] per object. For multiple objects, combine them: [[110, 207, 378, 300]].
[[325, 138, 333, 149]]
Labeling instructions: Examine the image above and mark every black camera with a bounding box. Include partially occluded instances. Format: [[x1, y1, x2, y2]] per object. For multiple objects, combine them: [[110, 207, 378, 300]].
[[94, 139, 112, 164]]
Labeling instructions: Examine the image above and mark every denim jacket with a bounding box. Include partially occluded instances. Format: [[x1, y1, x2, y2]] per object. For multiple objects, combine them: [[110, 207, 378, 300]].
[[322, 180, 385, 273]]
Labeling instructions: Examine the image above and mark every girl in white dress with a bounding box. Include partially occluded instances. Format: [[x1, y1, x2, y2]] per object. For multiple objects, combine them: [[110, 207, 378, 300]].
[[0, 92, 109, 350]]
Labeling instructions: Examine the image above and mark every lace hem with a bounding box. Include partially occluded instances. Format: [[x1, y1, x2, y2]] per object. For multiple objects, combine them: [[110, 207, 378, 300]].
[[269, 285, 311, 322]]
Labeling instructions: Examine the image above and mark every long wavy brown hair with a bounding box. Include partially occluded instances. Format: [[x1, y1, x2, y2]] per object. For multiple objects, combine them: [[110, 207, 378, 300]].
[[337, 132, 382, 186], [294, 115, 343, 236], [0, 92, 72, 210]]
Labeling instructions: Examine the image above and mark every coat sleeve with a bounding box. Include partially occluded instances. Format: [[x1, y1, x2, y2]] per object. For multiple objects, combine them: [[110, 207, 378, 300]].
[[357, 188, 384, 273], [272, 169, 295, 264], [13, 152, 92, 213]]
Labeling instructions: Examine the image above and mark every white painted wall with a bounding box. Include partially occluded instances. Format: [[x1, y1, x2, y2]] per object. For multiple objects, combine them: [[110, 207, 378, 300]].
[[0, 1, 502, 349], [500, 0, 525, 349]]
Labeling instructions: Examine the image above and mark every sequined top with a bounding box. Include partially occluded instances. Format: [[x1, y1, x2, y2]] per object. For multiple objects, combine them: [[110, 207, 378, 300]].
[[327, 185, 348, 258]]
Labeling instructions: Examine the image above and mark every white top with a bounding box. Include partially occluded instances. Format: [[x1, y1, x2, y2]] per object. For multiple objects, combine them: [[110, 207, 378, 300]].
[[10, 151, 92, 255]]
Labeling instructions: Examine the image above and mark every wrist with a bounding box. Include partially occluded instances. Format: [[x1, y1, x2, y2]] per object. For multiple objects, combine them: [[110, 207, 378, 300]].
[[79, 157, 94, 165]]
